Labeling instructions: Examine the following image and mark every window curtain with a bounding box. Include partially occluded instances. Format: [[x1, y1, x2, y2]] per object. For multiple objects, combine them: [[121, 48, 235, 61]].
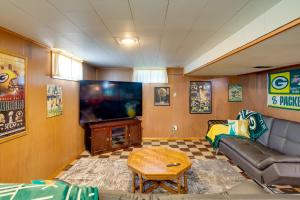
[[71, 59, 83, 81], [52, 52, 83, 81], [132, 69, 168, 83]]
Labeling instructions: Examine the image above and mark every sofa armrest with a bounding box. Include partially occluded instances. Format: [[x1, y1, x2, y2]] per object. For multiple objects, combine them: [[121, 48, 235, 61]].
[[207, 120, 228, 132], [271, 155, 300, 163]]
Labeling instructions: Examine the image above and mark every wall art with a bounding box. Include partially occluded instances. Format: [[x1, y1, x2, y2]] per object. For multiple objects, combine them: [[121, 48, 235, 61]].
[[189, 81, 212, 114], [47, 84, 63, 117], [0, 51, 26, 139], [268, 69, 300, 111], [228, 84, 243, 102], [154, 87, 170, 106]]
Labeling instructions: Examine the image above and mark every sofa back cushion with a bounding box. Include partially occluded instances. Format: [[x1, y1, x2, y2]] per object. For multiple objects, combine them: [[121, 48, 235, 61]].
[[268, 118, 300, 156], [257, 116, 274, 146]]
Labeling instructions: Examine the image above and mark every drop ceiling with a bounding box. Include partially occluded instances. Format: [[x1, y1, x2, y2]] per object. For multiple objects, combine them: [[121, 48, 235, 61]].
[[188, 24, 300, 76], [0, 0, 280, 68]]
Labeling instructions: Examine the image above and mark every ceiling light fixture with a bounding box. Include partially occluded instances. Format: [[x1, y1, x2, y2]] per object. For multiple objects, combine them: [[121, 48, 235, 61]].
[[116, 37, 138, 46]]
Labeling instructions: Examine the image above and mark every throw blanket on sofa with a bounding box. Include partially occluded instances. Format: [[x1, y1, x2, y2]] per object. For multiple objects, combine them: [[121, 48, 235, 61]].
[[212, 134, 247, 149], [206, 124, 229, 148], [0, 180, 98, 200], [206, 124, 247, 149], [236, 110, 268, 141]]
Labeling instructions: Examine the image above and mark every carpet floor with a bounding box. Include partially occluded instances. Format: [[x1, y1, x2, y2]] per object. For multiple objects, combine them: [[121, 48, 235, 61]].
[[58, 157, 245, 194], [56, 139, 300, 194]]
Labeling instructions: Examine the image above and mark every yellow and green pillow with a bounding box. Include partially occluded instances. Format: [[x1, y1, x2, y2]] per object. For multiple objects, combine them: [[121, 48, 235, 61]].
[[227, 120, 250, 138]]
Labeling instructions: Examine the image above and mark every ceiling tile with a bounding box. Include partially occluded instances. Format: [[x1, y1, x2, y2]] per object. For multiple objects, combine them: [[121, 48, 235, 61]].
[[0, 0, 282, 68]]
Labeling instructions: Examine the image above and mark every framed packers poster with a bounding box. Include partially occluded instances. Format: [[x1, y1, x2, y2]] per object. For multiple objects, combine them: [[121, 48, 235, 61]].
[[0, 50, 26, 141], [189, 81, 212, 114], [228, 84, 243, 102]]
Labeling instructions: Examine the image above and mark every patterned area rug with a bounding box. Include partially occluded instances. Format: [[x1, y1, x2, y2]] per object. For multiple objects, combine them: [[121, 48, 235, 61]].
[[58, 158, 245, 194]]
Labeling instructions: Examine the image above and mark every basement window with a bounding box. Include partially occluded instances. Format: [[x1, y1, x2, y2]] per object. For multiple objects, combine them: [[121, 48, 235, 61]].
[[51, 51, 83, 81], [133, 68, 168, 83]]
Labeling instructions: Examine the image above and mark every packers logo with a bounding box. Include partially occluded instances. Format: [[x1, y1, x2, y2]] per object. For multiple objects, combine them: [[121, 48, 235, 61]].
[[272, 76, 288, 90], [0, 73, 9, 83], [270, 72, 290, 94]]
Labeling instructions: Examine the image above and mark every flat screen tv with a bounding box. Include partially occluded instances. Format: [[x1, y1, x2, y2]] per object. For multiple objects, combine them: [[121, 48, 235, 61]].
[[79, 80, 142, 123]]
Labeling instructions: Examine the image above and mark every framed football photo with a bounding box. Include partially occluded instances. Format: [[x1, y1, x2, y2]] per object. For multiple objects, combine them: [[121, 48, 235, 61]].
[[189, 81, 212, 114]]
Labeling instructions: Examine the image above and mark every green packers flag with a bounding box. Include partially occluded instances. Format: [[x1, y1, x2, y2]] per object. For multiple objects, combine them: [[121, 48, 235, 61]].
[[268, 68, 300, 111]]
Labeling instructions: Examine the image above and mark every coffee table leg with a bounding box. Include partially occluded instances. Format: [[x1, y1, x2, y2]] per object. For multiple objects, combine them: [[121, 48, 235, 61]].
[[132, 172, 136, 193], [184, 173, 188, 193], [177, 176, 181, 194], [138, 173, 143, 193]]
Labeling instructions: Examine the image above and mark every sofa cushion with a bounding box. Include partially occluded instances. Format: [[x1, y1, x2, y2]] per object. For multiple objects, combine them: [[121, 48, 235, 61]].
[[268, 119, 300, 156], [225, 180, 268, 195], [227, 120, 250, 138], [221, 137, 283, 170], [257, 116, 274, 146], [269, 155, 300, 163], [99, 190, 152, 200]]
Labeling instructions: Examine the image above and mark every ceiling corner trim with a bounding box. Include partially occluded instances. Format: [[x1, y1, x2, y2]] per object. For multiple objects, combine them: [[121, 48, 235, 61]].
[[0, 26, 50, 49], [184, 0, 300, 75]]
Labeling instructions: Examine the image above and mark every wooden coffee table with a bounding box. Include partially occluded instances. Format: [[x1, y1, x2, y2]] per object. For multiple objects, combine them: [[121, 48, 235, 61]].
[[127, 147, 192, 194]]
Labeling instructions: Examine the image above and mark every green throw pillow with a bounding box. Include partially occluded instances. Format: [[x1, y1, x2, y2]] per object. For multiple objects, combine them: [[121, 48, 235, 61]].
[[237, 110, 268, 141]]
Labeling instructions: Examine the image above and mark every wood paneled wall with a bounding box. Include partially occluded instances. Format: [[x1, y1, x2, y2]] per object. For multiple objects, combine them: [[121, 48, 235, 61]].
[[96, 67, 133, 82], [95, 66, 300, 139], [83, 62, 97, 80], [228, 67, 300, 123], [95, 68, 231, 138], [143, 68, 231, 138], [0, 28, 95, 182]]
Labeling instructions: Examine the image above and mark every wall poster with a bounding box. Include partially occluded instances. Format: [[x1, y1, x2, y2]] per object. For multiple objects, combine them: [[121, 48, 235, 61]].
[[228, 84, 243, 102], [268, 68, 300, 111], [47, 85, 63, 117], [0, 51, 26, 139], [189, 81, 212, 114]]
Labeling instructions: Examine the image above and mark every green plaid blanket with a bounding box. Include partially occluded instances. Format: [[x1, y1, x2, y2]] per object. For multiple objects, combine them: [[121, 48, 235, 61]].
[[237, 110, 268, 141], [0, 181, 98, 200]]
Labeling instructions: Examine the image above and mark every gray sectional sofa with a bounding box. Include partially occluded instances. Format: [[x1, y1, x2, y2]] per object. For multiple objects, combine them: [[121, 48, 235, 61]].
[[99, 180, 300, 199], [219, 115, 300, 185]]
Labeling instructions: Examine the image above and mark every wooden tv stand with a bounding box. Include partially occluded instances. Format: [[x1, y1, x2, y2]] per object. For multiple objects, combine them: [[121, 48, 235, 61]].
[[85, 119, 142, 155]]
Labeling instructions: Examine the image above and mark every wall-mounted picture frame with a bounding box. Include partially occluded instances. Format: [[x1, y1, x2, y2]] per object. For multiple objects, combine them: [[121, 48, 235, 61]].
[[154, 87, 170, 106], [47, 84, 63, 117], [228, 84, 243, 102], [189, 81, 212, 114], [0, 50, 26, 141]]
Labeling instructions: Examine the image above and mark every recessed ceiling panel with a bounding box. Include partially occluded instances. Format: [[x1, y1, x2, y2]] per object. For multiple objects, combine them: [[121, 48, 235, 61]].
[[189, 25, 300, 76]]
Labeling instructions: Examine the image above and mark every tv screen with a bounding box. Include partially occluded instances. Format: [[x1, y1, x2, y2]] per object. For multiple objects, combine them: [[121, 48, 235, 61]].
[[79, 80, 142, 123]]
